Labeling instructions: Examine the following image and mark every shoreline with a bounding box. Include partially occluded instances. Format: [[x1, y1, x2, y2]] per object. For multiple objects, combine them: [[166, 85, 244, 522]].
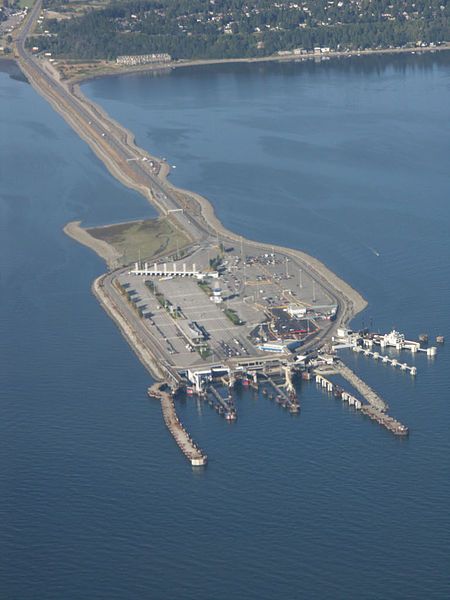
[[61, 85, 368, 321], [68, 69, 367, 327], [65, 67, 367, 320], [60, 42, 450, 85], [65, 72, 367, 320], [92, 274, 166, 381], [64, 221, 122, 269], [14, 2, 368, 386]]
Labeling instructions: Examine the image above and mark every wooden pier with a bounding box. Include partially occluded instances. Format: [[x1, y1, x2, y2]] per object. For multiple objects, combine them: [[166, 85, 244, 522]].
[[148, 384, 207, 466]]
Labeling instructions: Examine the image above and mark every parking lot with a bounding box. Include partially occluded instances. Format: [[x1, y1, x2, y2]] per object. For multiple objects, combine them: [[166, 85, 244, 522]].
[[118, 273, 261, 368], [117, 240, 336, 371]]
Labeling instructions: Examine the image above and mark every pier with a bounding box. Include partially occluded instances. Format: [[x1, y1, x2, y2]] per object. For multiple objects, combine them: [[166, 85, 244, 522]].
[[265, 376, 300, 413], [360, 405, 409, 436], [314, 364, 409, 436], [315, 372, 362, 409], [148, 384, 207, 466], [207, 385, 237, 421], [353, 346, 417, 375], [335, 361, 387, 412], [335, 328, 438, 360]]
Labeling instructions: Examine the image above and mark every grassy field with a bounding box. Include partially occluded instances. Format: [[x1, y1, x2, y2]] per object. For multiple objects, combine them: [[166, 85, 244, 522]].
[[87, 217, 191, 266], [16, 0, 35, 9]]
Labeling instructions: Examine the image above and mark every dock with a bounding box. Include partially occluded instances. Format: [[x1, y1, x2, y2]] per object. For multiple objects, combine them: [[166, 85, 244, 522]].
[[207, 385, 237, 421], [148, 384, 207, 466], [265, 376, 300, 413], [335, 361, 387, 412], [352, 346, 417, 375], [315, 372, 362, 409], [314, 365, 409, 436]]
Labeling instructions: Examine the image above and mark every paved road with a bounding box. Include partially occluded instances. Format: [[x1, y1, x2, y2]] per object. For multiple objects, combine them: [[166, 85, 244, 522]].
[[15, 4, 354, 369], [15, 0, 211, 245]]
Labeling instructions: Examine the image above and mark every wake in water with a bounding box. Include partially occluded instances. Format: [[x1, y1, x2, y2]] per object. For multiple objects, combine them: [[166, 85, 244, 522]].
[[303, 204, 381, 257]]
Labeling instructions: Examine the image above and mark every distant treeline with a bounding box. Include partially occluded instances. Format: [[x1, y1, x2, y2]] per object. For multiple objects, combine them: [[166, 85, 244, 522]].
[[28, 0, 450, 60]]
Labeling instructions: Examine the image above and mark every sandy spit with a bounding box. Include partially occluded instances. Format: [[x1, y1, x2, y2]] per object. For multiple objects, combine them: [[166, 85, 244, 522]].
[[64, 221, 122, 269], [69, 82, 368, 322]]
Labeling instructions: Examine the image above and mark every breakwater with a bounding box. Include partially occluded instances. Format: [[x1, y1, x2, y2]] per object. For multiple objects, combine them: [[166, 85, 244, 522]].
[[315, 365, 409, 436], [148, 384, 207, 466]]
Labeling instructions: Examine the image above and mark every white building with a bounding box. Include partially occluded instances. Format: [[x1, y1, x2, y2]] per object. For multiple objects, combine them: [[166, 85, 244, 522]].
[[287, 304, 307, 318]]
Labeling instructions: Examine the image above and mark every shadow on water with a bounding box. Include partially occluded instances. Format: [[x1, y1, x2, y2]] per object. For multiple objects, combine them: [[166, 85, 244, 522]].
[[0, 59, 29, 82]]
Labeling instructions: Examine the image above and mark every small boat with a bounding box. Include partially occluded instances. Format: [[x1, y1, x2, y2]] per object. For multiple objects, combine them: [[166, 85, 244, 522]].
[[333, 387, 343, 399]]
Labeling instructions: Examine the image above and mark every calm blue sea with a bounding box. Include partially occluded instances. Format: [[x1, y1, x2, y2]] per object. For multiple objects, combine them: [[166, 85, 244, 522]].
[[1, 54, 449, 599]]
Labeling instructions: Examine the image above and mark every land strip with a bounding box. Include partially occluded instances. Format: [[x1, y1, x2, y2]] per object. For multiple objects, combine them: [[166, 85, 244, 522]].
[[11, 1, 387, 464], [64, 221, 122, 269], [15, 0, 367, 360], [52, 44, 450, 84]]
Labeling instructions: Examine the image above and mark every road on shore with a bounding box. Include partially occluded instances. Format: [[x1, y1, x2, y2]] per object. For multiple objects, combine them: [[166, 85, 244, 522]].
[[14, 1, 366, 363], [15, 0, 210, 244]]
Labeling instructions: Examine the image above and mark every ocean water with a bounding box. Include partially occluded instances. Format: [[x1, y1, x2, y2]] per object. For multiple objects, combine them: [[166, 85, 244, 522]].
[[2, 54, 450, 599]]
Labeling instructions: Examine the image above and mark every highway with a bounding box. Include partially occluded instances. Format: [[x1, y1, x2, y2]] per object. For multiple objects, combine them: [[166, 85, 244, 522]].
[[15, 0, 212, 245]]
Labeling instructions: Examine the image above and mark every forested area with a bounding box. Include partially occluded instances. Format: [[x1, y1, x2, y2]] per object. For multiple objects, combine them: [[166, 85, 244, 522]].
[[28, 0, 450, 60]]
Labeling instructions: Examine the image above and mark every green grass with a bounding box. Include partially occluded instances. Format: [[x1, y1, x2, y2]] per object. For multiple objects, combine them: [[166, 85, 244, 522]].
[[224, 308, 244, 326], [198, 345, 212, 360], [88, 217, 190, 266], [198, 281, 212, 296], [15, 0, 35, 9]]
